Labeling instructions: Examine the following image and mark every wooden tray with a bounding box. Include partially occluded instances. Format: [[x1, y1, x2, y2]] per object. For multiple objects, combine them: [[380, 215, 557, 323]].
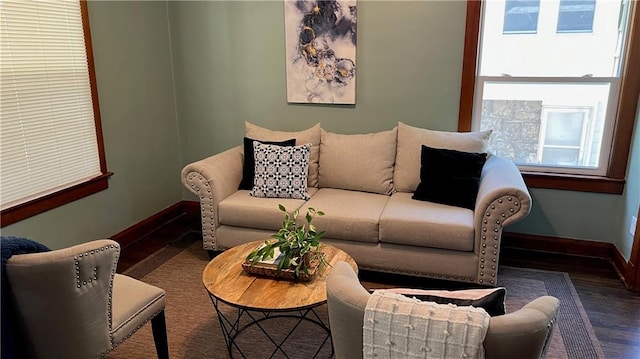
[[241, 258, 319, 282]]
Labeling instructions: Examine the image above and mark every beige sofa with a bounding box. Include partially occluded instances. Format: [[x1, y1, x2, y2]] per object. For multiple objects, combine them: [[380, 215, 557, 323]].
[[181, 122, 532, 285]]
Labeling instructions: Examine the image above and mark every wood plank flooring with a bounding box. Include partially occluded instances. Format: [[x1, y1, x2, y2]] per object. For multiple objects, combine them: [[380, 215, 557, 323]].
[[118, 213, 640, 359], [500, 248, 640, 359]]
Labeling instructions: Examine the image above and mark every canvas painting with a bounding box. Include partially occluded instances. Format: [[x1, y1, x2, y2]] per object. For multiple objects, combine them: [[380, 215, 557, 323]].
[[285, 0, 357, 104]]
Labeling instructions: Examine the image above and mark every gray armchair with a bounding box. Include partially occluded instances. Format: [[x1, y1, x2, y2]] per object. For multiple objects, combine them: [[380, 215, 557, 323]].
[[5, 239, 169, 358], [327, 261, 560, 359]]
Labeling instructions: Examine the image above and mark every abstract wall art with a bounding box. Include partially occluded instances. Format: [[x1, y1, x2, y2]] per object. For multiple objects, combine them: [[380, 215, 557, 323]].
[[285, 0, 357, 104]]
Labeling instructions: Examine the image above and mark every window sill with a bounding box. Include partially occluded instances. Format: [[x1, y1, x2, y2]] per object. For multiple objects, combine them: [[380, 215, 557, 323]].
[[1, 172, 114, 228], [522, 171, 625, 194]]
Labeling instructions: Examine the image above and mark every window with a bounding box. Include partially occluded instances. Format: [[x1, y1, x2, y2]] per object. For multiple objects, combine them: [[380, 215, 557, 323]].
[[478, 80, 611, 173], [1, 1, 111, 227], [459, 0, 640, 194], [503, 0, 540, 34], [539, 107, 591, 167], [557, 0, 596, 33]]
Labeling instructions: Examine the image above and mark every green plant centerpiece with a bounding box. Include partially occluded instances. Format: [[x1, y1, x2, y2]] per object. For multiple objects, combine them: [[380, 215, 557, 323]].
[[246, 204, 329, 280]]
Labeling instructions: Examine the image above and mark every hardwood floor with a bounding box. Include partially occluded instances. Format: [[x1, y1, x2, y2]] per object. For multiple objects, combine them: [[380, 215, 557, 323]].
[[501, 247, 640, 359], [116, 213, 201, 273], [118, 213, 640, 359]]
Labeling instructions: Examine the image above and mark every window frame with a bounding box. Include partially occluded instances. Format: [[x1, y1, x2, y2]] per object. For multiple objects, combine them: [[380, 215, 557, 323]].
[[459, 0, 640, 194], [0, 1, 112, 227]]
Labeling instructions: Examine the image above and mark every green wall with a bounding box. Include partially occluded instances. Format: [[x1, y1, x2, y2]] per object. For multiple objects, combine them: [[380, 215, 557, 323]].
[[2, 1, 638, 260], [616, 98, 640, 260], [170, 0, 467, 165], [170, 1, 640, 259], [1, 1, 182, 249]]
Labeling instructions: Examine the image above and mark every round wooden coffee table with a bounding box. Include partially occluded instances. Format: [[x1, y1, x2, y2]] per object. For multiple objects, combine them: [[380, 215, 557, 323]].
[[203, 240, 357, 358]]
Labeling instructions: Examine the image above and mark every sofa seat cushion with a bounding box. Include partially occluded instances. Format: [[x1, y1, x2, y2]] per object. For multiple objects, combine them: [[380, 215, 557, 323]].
[[219, 188, 319, 231], [379, 192, 474, 251], [300, 188, 390, 243]]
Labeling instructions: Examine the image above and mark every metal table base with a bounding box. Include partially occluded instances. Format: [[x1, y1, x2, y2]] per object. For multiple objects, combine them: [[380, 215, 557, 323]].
[[209, 294, 333, 359]]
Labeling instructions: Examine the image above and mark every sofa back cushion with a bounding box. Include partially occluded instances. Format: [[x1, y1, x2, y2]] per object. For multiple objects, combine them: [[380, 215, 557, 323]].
[[394, 122, 491, 193], [318, 128, 397, 195], [245, 121, 321, 187]]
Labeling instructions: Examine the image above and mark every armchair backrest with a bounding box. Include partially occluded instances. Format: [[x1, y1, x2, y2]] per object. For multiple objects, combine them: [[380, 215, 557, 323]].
[[327, 261, 560, 359], [6, 239, 120, 358]]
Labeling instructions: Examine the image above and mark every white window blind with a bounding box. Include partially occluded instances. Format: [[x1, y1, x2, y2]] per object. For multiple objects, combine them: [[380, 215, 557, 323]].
[[1, 0, 101, 210]]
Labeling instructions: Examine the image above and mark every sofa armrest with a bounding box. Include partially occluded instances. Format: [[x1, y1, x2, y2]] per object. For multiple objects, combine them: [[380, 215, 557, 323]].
[[473, 155, 532, 285], [181, 146, 243, 250]]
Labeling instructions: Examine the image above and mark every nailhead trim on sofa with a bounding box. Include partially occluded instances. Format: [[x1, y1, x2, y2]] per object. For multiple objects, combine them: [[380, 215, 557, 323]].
[[477, 196, 521, 285], [186, 173, 217, 250]]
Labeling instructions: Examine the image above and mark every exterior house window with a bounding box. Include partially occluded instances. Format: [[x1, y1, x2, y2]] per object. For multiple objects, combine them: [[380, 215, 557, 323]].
[[538, 107, 592, 167], [0, 1, 111, 226], [557, 0, 596, 33], [503, 0, 541, 33], [470, 0, 633, 178], [460, 0, 639, 193]]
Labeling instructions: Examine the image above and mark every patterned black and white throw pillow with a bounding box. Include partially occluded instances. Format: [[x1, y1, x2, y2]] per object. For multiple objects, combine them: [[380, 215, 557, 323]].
[[250, 141, 311, 200]]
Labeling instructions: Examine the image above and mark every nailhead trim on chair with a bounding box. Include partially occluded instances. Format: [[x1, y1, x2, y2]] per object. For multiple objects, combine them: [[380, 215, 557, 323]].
[[74, 260, 98, 288], [108, 244, 120, 329], [186, 172, 217, 250], [74, 244, 120, 330], [99, 307, 165, 358], [110, 293, 165, 333]]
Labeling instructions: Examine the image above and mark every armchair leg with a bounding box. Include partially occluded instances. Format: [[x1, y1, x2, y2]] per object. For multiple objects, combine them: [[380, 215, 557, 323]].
[[151, 310, 169, 359]]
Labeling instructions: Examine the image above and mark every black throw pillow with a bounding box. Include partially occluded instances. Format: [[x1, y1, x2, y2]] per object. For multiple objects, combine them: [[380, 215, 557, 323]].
[[238, 137, 296, 190], [372, 287, 506, 316], [412, 145, 487, 210]]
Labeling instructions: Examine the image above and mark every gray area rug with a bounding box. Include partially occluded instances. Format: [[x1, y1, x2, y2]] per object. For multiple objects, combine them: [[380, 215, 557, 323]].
[[106, 232, 605, 359], [498, 267, 605, 359]]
